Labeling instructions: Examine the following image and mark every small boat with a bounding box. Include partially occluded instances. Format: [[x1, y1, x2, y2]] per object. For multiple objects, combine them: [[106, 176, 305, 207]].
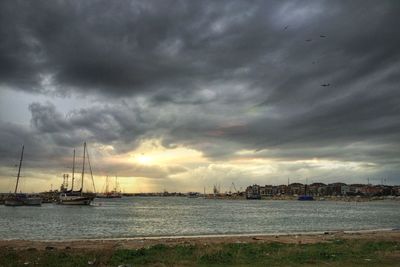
[[4, 194, 25, 206], [5, 145, 42, 207], [298, 195, 314, 201], [96, 176, 122, 198], [187, 192, 200, 198], [59, 193, 92, 205], [59, 142, 96, 205], [297, 181, 314, 201]]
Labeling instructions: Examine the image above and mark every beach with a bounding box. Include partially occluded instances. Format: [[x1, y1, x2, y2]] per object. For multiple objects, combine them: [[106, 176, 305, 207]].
[[1, 230, 400, 266], [0, 229, 399, 250]]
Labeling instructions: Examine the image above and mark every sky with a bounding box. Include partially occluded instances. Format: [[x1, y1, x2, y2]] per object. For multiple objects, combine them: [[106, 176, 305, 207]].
[[0, 0, 399, 193]]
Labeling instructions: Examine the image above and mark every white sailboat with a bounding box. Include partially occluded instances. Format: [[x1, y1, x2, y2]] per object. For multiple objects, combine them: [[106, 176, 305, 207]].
[[59, 142, 96, 205]]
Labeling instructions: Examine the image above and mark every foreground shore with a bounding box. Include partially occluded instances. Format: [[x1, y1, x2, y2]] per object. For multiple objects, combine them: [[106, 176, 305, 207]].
[[1, 230, 399, 266]]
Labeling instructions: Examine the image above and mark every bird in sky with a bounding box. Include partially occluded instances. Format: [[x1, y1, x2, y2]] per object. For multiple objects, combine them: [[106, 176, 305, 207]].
[[321, 83, 330, 87]]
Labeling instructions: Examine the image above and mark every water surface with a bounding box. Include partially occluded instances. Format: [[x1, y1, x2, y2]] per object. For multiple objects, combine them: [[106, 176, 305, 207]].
[[0, 197, 399, 240]]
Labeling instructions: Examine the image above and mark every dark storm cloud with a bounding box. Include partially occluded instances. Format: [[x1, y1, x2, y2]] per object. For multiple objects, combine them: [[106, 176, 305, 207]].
[[28, 102, 147, 149], [0, 0, 276, 96], [1, 0, 400, 183]]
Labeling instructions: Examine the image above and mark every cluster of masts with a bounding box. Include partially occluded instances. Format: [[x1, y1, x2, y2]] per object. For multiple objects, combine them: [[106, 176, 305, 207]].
[[97, 176, 122, 198], [211, 182, 242, 195], [5, 142, 98, 206]]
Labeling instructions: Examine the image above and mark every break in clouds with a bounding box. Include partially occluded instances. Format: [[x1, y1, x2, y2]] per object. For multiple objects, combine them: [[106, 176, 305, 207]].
[[0, 0, 400, 191]]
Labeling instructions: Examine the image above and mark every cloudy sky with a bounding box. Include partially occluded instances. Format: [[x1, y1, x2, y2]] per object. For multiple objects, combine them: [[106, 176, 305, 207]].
[[0, 0, 399, 193]]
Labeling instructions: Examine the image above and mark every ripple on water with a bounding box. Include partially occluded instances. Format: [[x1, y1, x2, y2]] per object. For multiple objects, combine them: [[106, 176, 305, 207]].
[[0, 197, 399, 240]]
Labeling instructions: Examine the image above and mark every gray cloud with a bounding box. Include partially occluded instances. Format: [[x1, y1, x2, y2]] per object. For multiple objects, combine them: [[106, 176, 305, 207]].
[[1, 0, 400, 189]]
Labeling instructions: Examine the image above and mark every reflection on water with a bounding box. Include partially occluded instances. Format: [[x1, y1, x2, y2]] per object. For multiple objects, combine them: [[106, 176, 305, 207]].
[[0, 197, 399, 240]]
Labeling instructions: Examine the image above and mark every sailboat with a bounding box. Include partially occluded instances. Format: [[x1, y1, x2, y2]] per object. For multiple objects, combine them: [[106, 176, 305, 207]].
[[298, 179, 314, 201], [59, 142, 96, 205], [96, 176, 122, 198], [4, 145, 42, 206]]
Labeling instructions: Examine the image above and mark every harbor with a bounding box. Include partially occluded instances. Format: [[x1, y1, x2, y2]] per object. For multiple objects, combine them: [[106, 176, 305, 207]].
[[1, 197, 399, 241], [1, 0, 400, 265]]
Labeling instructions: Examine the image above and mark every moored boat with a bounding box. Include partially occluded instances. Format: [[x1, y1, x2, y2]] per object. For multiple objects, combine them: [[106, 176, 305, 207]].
[[298, 195, 314, 201], [297, 182, 314, 201], [96, 176, 122, 198], [23, 196, 42, 206], [59, 142, 96, 205], [5, 145, 42, 207], [4, 194, 25, 206], [187, 192, 200, 198], [59, 193, 92, 205]]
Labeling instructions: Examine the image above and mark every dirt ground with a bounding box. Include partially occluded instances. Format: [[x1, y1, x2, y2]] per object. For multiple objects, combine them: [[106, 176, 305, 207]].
[[1, 230, 399, 251]]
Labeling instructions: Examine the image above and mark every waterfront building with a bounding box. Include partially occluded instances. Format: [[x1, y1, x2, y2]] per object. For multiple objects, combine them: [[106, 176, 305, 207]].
[[246, 184, 261, 199], [308, 183, 327, 196], [288, 183, 304, 195]]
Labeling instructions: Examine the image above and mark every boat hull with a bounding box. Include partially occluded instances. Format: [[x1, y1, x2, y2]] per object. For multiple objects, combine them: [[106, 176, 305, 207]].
[[4, 194, 42, 206], [4, 199, 24, 206], [59, 200, 91, 205], [96, 194, 122, 199], [59, 195, 92, 205], [23, 198, 42, 206], [298, 195, 314, 201]]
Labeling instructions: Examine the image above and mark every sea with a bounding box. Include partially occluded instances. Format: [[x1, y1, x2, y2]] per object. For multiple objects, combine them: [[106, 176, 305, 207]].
[[0, 197, 399, 240]]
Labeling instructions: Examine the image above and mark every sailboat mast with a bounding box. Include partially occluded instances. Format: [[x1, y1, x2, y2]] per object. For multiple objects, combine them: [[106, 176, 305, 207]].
[[71, 149, 75, 190], [14, 145, 24, 194], [81, 142, 86, 193]]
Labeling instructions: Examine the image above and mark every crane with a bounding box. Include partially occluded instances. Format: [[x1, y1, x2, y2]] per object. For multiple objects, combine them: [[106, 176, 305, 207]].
[[229, 182, 239, 194]]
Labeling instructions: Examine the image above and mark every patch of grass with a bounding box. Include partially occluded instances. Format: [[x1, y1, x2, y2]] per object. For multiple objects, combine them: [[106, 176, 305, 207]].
[[1, 239, 400, 267], [198, 249, 235, 265]]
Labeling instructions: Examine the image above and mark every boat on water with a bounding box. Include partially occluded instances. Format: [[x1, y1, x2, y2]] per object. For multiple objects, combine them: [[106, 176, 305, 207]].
[[4, 194, 25, 206], [297, 182, 314, 201], [4, 145, 42, 207], [298, 195, 314, 201], [59, 192, 92, 205], [59, 142, 96, 205], [96, 176, 122, 198], [187, 192, 200, 198]]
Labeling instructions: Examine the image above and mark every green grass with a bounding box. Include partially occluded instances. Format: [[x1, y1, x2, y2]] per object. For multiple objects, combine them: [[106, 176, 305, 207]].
[[1, 239, 399, 267]]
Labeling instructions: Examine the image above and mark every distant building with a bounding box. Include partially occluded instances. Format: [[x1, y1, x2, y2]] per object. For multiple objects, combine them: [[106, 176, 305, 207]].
[[308, 183, 327, 196], [288, 183, 304, 195], [276, 184, 288, 195], [341, 185, 350, 195], [246, 184, 261, 199], [243, 180, 399, 199], [262, 185, 274, 196], [327, 183, 347, 196], [360, 185, 383, 196], [349, 184, 365, 195]]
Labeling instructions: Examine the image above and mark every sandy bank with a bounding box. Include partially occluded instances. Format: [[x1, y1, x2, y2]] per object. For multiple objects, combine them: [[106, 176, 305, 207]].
[[1, 229, 399, 251]]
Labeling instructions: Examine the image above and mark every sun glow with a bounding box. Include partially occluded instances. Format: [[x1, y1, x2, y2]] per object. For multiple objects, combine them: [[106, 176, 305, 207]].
[[123, 139, 206, 166], [137, 154, 153, 165]]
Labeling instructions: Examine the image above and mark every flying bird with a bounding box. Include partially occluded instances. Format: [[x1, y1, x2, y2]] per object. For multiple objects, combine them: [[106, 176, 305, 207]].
[[284, 25, 288, 30], [321, 83, 330, 87], [320, 35, 326, 38], [305, 39, 312, 42]]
